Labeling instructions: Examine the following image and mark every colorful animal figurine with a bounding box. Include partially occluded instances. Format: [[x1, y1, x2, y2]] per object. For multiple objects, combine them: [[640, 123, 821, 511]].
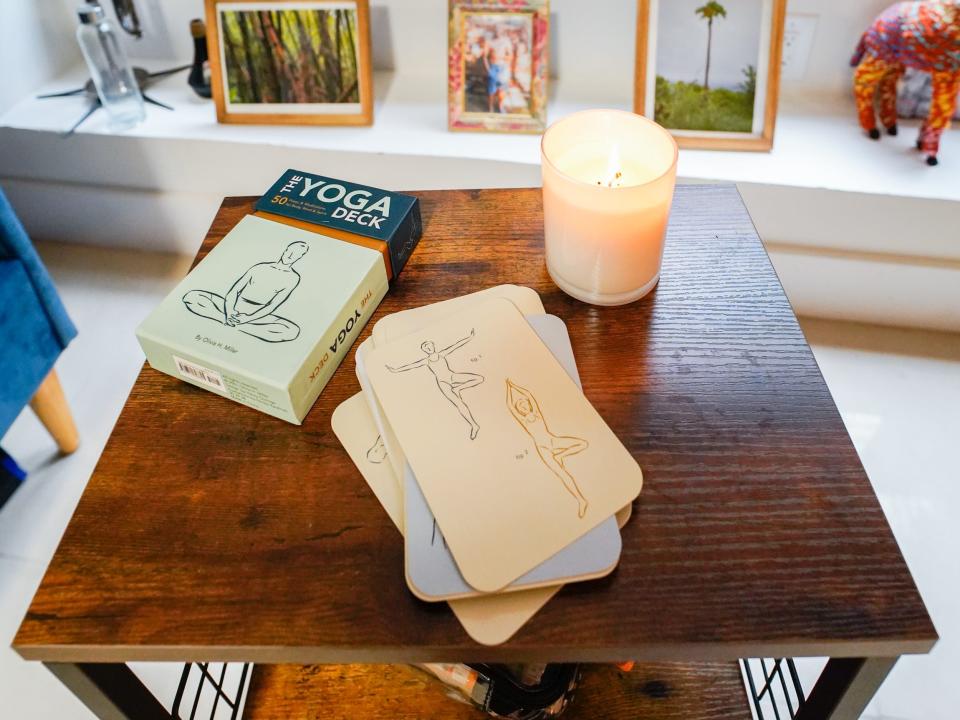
[[851, 1, 960, 165]]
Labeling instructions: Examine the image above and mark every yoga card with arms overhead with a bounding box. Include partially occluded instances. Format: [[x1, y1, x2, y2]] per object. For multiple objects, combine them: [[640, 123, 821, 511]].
[[357, 314, 622, 601], [365, 297, 643, 592]]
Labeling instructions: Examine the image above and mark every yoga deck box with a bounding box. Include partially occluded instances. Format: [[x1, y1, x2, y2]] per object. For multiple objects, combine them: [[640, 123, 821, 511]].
[[254, 169, 422, 280], [136, 215, 388, 424]]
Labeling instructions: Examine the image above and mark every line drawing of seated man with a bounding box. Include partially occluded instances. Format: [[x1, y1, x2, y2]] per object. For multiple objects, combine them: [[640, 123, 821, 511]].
[[182, 241, 308, 343]]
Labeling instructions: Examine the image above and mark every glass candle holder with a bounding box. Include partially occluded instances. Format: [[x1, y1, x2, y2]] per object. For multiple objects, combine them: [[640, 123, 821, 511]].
[[541, 110, 678, 305]]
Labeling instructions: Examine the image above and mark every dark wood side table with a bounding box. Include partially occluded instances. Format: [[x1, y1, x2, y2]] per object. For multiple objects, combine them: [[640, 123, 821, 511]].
[[13, 187, 935, 719]]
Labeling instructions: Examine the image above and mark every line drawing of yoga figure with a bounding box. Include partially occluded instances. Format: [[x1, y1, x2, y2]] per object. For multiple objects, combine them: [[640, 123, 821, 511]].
[[182, 241, 308, 343], [366, 435, 387, 464], [386, 329, 484, 439], [506, 379, 590, 518]]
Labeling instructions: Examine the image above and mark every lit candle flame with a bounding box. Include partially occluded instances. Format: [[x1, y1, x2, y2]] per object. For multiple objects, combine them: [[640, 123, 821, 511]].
[[597, 146, 623, 188]]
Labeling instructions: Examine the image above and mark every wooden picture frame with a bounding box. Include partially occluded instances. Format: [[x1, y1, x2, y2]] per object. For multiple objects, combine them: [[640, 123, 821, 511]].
[[448, 0, 549, 134], [634, 0, 786, 151], [205, 0, 373, 126]]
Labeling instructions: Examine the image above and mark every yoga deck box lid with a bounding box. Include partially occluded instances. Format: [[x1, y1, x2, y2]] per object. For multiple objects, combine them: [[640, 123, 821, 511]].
[[253, 169, 422, 280], [136, 215, 388, 424]]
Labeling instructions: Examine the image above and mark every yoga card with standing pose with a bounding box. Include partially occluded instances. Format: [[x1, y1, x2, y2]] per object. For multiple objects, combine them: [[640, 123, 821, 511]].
[[363, 285, 632, 527], [357, 314, 622, 601], [365, 297, 643, 592]]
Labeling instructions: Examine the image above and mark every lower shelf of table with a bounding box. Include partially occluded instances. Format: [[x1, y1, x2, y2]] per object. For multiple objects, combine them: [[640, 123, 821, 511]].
[[240, 662, 752, 719]]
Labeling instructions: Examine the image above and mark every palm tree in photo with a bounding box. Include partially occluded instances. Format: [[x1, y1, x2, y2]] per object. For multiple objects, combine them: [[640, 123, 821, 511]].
[[696, 1, 727, 91]]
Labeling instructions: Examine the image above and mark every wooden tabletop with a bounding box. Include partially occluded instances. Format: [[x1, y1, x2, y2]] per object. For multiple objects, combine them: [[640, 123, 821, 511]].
[[14, 186, 936, 664]]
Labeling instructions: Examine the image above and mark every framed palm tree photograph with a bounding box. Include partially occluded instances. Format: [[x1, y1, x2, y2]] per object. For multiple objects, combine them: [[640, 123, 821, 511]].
[[205, 0, 373, 125], [634, 0, 786, 150]]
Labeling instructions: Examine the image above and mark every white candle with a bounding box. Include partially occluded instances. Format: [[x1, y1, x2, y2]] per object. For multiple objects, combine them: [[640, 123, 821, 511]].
[[541, 110, 678, 305]]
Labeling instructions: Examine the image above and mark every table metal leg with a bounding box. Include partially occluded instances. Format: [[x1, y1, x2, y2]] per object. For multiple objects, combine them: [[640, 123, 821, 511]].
[[43, 662, 171, 720], [794, 657, 898, 720]]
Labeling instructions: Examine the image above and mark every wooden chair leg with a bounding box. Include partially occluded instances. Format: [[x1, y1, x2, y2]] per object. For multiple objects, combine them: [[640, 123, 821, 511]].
[[29, 369, 79, 454]]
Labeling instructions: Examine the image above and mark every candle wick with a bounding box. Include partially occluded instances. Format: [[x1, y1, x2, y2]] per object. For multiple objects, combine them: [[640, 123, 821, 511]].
[[597, 170, 624, 188], [597, 170, 623, 188]]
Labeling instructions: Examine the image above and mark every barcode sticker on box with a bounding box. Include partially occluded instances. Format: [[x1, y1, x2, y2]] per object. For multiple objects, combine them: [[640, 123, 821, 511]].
[[173, 355, 225, 391]]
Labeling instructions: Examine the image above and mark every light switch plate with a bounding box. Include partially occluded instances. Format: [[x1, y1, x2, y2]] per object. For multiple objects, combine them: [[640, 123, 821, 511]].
[[781, 13, 818, 81]]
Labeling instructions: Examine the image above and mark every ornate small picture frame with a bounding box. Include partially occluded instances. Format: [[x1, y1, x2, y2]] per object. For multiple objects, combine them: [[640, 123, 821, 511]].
[[448, 0, 549, 133]]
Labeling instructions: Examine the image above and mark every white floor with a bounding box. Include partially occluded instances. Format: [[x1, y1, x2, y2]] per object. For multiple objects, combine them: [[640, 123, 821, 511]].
[[0, 243, 957, 719]]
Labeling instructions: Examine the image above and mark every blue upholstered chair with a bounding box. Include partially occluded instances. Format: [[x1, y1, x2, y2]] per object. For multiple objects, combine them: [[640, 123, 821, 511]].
[[0, 188, 79, 454]]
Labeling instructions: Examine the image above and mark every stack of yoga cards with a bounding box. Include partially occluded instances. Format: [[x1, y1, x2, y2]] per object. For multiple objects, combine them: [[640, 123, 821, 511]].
[[332, 285, 643, 645]]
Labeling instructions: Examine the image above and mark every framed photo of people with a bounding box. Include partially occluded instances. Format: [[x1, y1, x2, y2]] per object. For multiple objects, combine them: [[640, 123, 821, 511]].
[[205, 0, 373, 125], [448, 0, 549, 133], [634, 0, 786, 150]]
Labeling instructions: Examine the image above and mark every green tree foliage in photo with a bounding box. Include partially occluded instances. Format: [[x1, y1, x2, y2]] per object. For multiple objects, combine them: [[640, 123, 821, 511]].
[[654, 1, 756, 132], [655, 66, 756, 132], [221, 9, 360, 104]]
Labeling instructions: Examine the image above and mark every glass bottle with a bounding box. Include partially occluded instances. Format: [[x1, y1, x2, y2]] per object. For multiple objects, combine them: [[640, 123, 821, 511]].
[[75, 3, 145, 131], [188, 18, 212, 98]]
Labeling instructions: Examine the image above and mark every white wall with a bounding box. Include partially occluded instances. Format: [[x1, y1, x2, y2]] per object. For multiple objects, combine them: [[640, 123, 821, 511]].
[[782, 0, 889, 98], [94, 0, 892, 102], [94, 0, 640, 102], [64, 0, 724, 103], [0, 0, 896, 117], [0, 0, 890, 116], [0, 2, 81, 116]]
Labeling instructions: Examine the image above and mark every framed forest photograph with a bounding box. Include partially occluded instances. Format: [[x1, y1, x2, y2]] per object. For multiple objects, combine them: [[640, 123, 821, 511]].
[[205, 0, 373, 125], [634, 0, 785, 150], [448, 0, 549, 134]]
